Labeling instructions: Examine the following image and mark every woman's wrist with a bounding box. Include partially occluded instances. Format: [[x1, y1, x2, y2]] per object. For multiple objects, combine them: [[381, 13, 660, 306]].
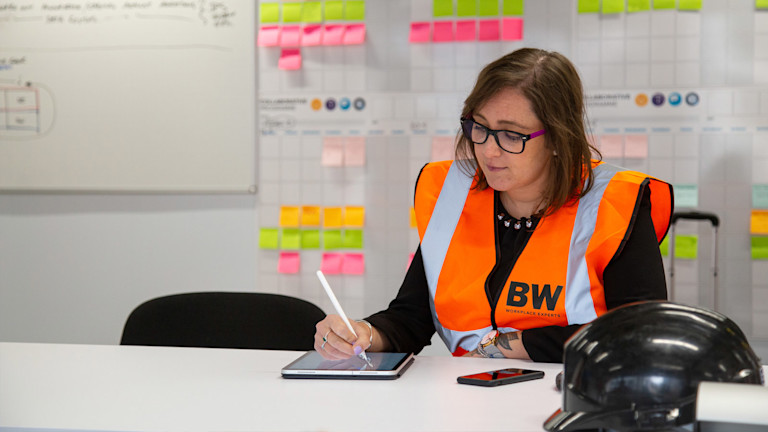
[[356, 319, 374, 350]]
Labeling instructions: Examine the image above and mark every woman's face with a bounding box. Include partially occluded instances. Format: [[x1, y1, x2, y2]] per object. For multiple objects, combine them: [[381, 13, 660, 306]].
[[472, 87, 552, 203]]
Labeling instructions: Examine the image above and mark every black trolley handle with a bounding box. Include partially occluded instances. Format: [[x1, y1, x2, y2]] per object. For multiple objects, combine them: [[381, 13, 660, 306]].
[[671, 211, 719, 227]]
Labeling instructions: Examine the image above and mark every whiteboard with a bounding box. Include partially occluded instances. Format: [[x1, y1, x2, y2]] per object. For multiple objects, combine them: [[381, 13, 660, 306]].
[[0, 1, 256, 192]]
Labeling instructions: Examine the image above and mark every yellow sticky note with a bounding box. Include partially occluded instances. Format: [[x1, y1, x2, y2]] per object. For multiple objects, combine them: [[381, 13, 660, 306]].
[[678, 0, 701, 10], [410, 207, 417, 228], [301, 1, 323, 22], [281, 228, 301, 250], [674, 235, 698, 260], [750, 210, 768, 235], [323, 207, 343, 228], [603, 0, 625, 13], [259, 228, 280, 249], [301, 205, 321, 226], [259, 3, 280, 23], [659, 235, 669, 256], [279, 206, 300, 227], [344, 206, 365, 227], [628, 0, 651, 11], [282, 2, 303, 22], [752, 236, 768, 259]]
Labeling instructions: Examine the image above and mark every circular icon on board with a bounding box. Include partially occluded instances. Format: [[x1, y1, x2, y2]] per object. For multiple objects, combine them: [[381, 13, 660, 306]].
[[310, 98, 323, 111], [339, 97, 351, 110], [325, 98, 336, 110], [685, 92, 700, 106], [635, 93, 649, 107], [651, 93, 665, 106], [353, 97, 366, 111], [668, 92, 682, 106]]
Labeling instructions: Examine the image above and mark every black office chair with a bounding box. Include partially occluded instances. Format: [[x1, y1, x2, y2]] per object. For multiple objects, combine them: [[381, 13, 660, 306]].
[[120, 292, 326, 351]]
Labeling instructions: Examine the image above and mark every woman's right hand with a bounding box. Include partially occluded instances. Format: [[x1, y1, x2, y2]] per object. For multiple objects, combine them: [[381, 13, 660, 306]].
[[314, 314, 373, 360]]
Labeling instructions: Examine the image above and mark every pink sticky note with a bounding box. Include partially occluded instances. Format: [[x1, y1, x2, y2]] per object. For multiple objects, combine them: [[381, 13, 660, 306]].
[[323, 24, 346, 45], [302, 24, 323, 46], [431, 136, 455, 161], [280, 25, 301, 47], [320, 253, 342, 275], [322, 137, 344, 166], [278, 49, 302, 70], [344, 137, 366, 166], [258, 26, 281, 47], [277, 251, 300, 274], [478, 19, 500, 41], [343, 23, 366, 45], [433, 21, 454, 42], [409, 22, 431, 43], [341, 253, 365, 275], [501, 18, 523, 41], [456, 20, 477, 41], [407, 252, 415, 270], [599, 135, 624, 158], [624, 135, 649, 159]]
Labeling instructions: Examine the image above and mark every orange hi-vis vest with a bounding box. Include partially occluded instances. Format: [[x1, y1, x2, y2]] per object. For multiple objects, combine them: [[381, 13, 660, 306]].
[[415, 160, 673, 356]]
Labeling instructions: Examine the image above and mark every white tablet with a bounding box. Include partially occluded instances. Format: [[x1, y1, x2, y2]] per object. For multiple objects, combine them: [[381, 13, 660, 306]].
[[281, 351, 414, 380]]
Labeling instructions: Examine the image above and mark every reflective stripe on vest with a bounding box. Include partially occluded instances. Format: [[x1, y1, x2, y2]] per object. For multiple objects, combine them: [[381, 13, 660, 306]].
[[419, 162, 648, 354]]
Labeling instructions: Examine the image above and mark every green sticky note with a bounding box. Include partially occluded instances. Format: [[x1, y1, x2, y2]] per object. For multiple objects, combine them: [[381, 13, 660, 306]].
[[433, 0, 453, 17], [282, 2, 303, 22], [479, 0, 499, 15], [603, 0, 625, 13], [457, 0, 477, 16], [653, 0, 676, 9], [259, 228, 280, 249], [503, 0, 524, 15], [343, 229, 364, 249], [302, 1, 323, 22], [753, 185, 768, 208], [281, 228, 301, 250], [752, 236, 768, 259], [259, 3, 280, 23], [675, 235, 698, 259], [301, 230, 321, 249], [759, 0, 768, 9], [627, 0, 651, 11], [578, 0, 600, 13], [659, 236, 669, 256], [345, 0, 365, 20], [325, 0, 344, 19], [678, 0, 701, 9], [323, 230, 343, 250], [673, 184, 699, 209]]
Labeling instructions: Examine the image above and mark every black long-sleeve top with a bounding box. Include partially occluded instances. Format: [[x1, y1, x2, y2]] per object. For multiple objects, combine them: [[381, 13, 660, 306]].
[[366, 183, 668, 363]]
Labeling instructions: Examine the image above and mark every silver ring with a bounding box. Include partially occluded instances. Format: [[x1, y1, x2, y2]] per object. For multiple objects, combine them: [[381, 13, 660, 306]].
[[321, 340, 327, 350], [322, 330, 331, 342]]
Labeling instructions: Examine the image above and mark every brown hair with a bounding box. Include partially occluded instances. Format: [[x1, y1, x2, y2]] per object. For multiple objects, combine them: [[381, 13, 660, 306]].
[[455, 48, 600, 216]]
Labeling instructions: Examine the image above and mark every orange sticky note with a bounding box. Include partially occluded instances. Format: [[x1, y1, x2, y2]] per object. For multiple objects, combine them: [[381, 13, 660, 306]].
[[280, 25, 302, 47], [624, 135, 649, 159], [258, 26, 281, 46], [433, 21, 454, 42], [302, 24, 323, 46], [599, 135, 624, 159], [478, 19, 500, 41], [501, 18, 523, 40], [431, 136, 454, 161], [323, 24, 346, 45], [323, 207, 343, 228], [409, 22, 431, 43], [751, 210, 768, 235], [341, 253, 365, 275], [277, 252, 300, 274], [301, 206, 321, 226], [344, 206, 365, 227], [343, 23, 366, 45], [278, 49, 302, 70], [322, 137, 344, 166], [456, 20, 477, 41], [345, 137, 366, 166], [279, 206, 300, 227], [320, 253, 343, 274], [410, 207, 417, 228]]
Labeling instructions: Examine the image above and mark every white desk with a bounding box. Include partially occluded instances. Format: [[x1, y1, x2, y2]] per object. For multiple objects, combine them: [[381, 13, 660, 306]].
[[0, 342, 564, 432]]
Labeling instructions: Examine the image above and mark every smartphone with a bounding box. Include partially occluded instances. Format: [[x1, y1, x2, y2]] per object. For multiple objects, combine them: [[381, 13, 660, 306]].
[[457, 368, 545, 387]]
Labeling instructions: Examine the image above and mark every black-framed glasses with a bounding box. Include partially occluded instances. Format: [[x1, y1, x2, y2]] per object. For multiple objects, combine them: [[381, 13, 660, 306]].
[[460, 117, 546, 154]]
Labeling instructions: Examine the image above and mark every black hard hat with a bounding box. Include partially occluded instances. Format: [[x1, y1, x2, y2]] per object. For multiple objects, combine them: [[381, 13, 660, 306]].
[[543, 301, 764, 431]]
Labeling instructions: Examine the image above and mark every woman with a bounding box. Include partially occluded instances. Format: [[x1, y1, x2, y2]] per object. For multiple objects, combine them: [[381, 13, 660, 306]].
[[315, 48, 673, 363]]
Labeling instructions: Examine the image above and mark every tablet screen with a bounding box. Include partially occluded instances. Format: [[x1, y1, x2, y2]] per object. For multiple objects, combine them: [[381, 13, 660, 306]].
[[281, 351, 414, 379]]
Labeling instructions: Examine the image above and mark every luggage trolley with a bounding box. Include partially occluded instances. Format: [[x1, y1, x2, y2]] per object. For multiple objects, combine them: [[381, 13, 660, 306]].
[[668, 211, 720, 311]]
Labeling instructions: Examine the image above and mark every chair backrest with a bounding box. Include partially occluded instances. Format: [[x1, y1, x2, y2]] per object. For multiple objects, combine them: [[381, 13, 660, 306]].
[[120, 292, 326, 351]]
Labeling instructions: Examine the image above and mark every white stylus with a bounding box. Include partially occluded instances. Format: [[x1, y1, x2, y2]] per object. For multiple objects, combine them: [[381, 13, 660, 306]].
[[316, 270, 373, 366]]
